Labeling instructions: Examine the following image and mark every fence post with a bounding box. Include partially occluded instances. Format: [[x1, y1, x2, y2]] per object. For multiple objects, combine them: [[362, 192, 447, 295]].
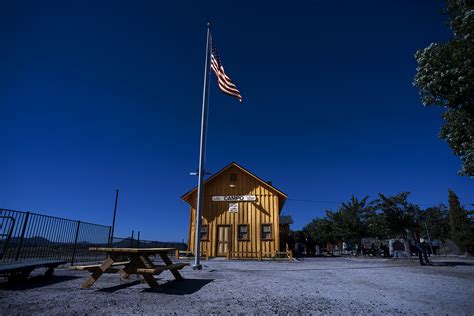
[[131, 230, 134, 247], [107, 226, 112, 247], [14, 212, 30, 261], [137, 231, 140, 248], [0, 216, 15, 261], [71, 221, 81, 266]]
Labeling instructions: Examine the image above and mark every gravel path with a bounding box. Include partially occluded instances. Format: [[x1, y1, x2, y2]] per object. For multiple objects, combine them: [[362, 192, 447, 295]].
[[1, 256, 473, 314]]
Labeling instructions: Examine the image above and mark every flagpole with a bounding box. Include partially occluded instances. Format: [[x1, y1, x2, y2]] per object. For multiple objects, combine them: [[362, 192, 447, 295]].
[[193, 22, 211, 270]]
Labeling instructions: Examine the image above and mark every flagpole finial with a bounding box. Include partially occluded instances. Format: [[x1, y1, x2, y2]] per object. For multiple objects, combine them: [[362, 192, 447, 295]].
[[207, 22, 211, 28]]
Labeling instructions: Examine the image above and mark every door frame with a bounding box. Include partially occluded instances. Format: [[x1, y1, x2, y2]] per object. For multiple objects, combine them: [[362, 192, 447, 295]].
[[215, 225, 232, 257]]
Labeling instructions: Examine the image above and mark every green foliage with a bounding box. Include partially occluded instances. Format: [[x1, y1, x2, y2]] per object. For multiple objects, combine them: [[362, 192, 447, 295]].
[[303, 218, 336, 245], [364, 207, 390, 239], [448, 189, 472, 253], [303, 196, 371, 245], [303, 192, 466, 249], [440, 109, 474, 176], [420, 204, 451, 241], [413, 0, 474, 177], [370, 192, 421, 238], [326, 196, 369, 244]]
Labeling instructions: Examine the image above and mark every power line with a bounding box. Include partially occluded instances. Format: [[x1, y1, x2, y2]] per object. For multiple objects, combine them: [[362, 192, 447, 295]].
[[286, 198, 473, 207], [287, 198, 340, 204]]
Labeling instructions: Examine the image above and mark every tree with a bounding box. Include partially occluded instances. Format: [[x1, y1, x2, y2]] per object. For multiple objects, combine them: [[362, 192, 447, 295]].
[[448, 189, 472, 253], [420, 204, 450, 241], [371, 192, 420, 239], [413, 0, 474, 177], [303, 218, 336, 246], [364, 207, 390, 239], [326, 195, 370, 245]]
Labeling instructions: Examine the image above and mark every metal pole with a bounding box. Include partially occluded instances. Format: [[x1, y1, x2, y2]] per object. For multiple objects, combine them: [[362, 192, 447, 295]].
[[107, 226, 112, 247], [71, 221, 81, 266], [193, 23, 212, 270], [137, 231, 140, 248], [110, 189, 119, 244], [131, 230, 134, 248], [424, 222, 434, 256], [15, 212, 30, 261]]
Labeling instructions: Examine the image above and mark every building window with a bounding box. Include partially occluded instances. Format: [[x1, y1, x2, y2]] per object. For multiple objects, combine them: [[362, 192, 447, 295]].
[[261, 224, 272, 240], [230, 173, 237, 187], [238, 224, 249, 240], [200, 224, 208, 240]]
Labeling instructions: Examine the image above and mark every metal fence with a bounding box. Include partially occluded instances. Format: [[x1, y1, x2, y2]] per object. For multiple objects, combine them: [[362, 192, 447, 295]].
[[0, 208, 187, 265], [0, 209, 110, 264]]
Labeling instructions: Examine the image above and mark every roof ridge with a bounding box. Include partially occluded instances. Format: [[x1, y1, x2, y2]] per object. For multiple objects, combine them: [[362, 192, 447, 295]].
[[181, 162, 287, 202]]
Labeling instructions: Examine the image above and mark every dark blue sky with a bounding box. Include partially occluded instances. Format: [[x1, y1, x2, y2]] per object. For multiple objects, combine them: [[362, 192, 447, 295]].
[[2, 0, 472, 241]]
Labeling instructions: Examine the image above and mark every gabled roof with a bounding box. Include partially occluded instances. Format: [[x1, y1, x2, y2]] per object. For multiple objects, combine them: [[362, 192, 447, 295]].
[[181, 162, 287, 206]]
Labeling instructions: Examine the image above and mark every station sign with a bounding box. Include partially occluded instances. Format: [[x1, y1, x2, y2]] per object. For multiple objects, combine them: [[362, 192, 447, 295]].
[[212, 195, 256, 202]]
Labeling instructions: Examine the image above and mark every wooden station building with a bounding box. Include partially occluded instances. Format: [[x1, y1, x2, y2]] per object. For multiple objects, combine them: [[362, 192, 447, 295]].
[[182, 162, 289, 258]]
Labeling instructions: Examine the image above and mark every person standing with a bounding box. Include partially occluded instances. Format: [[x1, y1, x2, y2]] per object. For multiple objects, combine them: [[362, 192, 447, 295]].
[[305, 235, 315, 256], [413, 232, 431, 265], [287, 232, 295, 257]]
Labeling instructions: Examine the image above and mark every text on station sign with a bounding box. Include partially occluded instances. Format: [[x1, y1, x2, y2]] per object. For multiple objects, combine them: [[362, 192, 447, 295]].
[[212, 195, 256, 202]]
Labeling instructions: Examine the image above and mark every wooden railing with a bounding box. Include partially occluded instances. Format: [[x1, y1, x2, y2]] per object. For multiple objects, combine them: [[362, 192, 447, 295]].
[[177, 245, 294, 262], [226, 249, 292, 261], [176, 250, 209, 260]]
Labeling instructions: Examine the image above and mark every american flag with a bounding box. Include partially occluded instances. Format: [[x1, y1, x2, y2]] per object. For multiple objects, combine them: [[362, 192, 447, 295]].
[[210, 37, 242, 102]]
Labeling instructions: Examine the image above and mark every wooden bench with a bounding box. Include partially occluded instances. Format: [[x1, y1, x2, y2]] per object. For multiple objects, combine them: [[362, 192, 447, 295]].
[[179, 250, 194, 256], [178, 250, 209, 260], [135, 263, 188, 274], [0, 260, 67, 284], [69, 261, 130, 273]]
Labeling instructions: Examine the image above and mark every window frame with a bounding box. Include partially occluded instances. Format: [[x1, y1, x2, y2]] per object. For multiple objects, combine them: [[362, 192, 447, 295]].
[[237, 224, 250, 241], [230, 173, 237, 187], [261, 223, 273, 240], [199, 224, 209, 241]]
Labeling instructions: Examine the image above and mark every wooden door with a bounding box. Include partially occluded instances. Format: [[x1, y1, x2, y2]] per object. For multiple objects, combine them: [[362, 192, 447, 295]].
[[217, 226, 231, 256]]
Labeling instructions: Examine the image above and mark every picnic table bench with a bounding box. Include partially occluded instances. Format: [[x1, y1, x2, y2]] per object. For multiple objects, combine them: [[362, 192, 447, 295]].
[[177, 250, 209, 260], [73, 247, 188, 290], [69, 261, 131, 273], [0, 259, 67, 284]]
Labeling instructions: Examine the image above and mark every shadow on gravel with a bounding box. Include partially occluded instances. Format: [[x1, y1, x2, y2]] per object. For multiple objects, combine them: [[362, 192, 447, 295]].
[[432, 261, 474, 267], [0, 275, 81, 291], [98, 280, 142, 293], [144, 278, 214, 295]]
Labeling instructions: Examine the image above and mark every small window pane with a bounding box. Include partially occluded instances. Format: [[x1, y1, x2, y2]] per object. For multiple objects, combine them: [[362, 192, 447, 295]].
[[200, 225, 208, 240], [262, 224, 272, 239], [238, 225, 248, 240], [230, 173, 237, 187]]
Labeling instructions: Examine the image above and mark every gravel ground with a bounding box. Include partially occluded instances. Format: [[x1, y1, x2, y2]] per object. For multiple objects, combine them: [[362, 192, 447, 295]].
[[0, 256, 473, 315]]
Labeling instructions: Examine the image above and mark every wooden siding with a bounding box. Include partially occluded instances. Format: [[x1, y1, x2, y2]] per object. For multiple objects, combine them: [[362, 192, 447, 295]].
[[186, 164, 284, 258]]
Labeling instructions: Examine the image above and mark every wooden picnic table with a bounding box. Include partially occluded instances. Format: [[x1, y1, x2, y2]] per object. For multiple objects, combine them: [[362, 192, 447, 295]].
[[77, 247, 188, 290]]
